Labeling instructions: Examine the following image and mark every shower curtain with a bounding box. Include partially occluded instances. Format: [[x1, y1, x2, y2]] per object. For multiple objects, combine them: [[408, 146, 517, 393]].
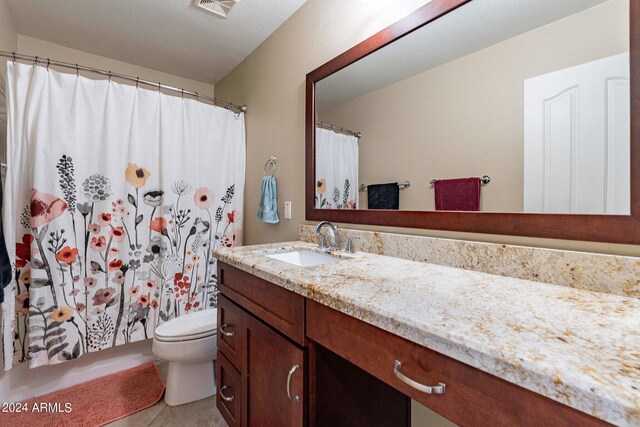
[[1, 63, 245, 370], [315, 127, 358, 209]]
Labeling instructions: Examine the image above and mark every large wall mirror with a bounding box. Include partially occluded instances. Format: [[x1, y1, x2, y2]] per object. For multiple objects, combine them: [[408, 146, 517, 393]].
[[306, 0, 640, 244]]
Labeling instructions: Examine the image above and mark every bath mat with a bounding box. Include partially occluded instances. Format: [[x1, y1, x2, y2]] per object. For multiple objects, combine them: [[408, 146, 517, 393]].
[[2, 362, 165, 427]]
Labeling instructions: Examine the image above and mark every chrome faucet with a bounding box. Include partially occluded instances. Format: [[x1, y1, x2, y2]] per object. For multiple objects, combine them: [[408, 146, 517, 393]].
[[314, 221, 339, 250]]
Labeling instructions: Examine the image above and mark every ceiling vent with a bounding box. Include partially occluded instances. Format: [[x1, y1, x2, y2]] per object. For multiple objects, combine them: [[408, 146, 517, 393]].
[[193, 0, 241, 18]]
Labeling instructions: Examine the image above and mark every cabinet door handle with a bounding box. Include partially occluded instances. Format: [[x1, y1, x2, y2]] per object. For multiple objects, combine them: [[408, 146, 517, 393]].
[[219, 385, 235, 402], [393, 360, 446, 394], [286, 364, 300, 402], [220, 323, 235, 337]]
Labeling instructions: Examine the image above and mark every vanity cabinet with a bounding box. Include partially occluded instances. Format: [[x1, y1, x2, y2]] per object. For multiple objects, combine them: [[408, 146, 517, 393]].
[[216, 261, 609, 426], [217, 262, 412, 427], [216, 264, 306, 427]]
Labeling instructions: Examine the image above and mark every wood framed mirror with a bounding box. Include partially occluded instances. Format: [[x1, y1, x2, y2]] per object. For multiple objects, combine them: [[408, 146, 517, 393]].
[[306, 0, 640, 244]]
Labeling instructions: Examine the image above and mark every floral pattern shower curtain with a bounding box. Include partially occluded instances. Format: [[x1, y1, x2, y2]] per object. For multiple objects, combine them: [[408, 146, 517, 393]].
[[315, 127, 358, 209], [1, 63, 245, 370]]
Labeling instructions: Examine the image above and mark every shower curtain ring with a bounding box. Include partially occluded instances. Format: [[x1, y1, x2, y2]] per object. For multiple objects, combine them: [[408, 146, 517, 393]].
[[11, 52, 16, 64], [181, 88, 184, 98], [75, 64, 79, 76], [195, 92, 199, 99], [158, 82, 161, 92], [46, 58, 50, 71], [108, 71, 112, 81], [33, 56, 39, 68], [136, 77, 139, 88]]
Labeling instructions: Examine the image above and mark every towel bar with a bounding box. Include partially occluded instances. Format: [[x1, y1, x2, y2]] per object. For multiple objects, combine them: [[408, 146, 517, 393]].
[[359, 181, 410, 192], [429, 175, 491, 187]]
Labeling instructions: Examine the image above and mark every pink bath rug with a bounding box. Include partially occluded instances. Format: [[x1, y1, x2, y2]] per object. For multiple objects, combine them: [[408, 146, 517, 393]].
[[0, 362, 165, 426]]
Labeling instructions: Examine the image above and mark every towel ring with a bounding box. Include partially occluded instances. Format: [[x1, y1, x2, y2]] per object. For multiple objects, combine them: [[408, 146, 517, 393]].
[[264, 156, 277, 176]]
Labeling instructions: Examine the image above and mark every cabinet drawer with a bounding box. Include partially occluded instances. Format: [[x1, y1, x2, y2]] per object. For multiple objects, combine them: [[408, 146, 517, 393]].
[[306, 300, 608, 427], [218, 262, 305, 345], [218, 295, 245, 370], [217, 352, 243, 427]]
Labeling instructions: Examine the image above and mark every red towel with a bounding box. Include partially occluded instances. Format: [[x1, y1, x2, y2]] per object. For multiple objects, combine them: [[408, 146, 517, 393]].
[[434, 177, 481, 211]]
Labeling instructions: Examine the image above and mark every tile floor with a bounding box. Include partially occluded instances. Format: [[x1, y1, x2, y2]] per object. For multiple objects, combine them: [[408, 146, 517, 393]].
[[105, 395, 228, 427]]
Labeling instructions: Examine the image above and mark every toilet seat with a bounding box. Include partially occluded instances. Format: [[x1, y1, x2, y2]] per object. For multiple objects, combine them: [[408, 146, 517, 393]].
[[154, 329, 217, 342], [154, 308, 217, 342]]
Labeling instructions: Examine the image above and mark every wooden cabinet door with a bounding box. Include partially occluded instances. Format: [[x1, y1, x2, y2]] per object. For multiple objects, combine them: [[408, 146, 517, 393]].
[[245, 314, 304, 427], [217, 352, 243, 427]]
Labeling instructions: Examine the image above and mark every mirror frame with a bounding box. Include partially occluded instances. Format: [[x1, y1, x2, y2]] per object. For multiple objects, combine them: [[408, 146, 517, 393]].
[[306, 0, 640, 244]]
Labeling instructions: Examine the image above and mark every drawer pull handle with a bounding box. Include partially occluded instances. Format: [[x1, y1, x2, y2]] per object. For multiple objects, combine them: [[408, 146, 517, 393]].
[[220, 324, 235, 337], [393, 360, 446, 395], [286, 364, 300, 402], [219, 385, 235, 402]]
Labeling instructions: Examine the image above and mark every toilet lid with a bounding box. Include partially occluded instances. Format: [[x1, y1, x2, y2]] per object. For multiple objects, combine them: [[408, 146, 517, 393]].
[[154, 308, 217, 341]]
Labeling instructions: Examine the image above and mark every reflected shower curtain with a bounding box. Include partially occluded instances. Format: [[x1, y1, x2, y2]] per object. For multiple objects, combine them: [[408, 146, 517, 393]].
[[315, 128, 358, 209], [1, 63, 245, 370]]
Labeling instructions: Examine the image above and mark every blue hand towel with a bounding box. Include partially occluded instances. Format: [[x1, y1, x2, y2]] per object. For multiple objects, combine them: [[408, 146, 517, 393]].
[[257, 175, 279, 224]]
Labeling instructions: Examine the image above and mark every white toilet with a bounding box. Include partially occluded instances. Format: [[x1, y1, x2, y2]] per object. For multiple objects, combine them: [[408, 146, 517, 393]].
[[152, 308, 218, 406]]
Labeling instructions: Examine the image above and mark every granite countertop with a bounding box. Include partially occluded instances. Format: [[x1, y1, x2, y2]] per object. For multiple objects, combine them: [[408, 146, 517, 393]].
[[214, 241, 640, 426]]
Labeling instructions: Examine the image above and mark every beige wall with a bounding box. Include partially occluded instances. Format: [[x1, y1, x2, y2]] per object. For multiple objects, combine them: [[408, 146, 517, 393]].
[[216, 0, 640, 257], [17, 35, 214, 96], [0, 0, 16, 84], [320, 0, 627, 212]]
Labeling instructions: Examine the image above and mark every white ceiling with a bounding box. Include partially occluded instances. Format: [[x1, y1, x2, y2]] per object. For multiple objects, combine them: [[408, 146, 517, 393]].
[[4, 0, 309, 84], [317, 0, 612, 111]]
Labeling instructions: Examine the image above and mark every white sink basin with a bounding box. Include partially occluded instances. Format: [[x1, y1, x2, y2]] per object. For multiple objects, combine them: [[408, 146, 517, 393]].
[[266, 250, 342, 267]]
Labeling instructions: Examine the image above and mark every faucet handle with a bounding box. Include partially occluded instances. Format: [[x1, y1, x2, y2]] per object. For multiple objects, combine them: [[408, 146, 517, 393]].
[[344, 237, 358, 254], [318, 234, 328, 248]]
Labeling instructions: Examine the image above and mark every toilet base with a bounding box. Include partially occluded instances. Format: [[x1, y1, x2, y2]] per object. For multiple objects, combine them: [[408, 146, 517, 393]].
[[164, 360, 216, 406]]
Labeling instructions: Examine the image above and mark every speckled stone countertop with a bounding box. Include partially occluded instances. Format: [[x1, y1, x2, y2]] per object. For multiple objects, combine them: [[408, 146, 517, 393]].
[[214, 242, 640, 426]]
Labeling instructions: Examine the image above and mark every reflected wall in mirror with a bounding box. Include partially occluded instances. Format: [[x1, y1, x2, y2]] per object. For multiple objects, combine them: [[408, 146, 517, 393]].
[[315, 0, 630, 214]]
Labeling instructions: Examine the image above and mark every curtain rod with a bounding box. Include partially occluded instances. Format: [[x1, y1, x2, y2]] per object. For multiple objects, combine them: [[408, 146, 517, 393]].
[[0, 51, 248, 114], [316, 121, 362, 138]]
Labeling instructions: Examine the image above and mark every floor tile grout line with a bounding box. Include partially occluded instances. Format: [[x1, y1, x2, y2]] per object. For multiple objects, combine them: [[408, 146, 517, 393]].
[[146, 402, 167, 426]]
